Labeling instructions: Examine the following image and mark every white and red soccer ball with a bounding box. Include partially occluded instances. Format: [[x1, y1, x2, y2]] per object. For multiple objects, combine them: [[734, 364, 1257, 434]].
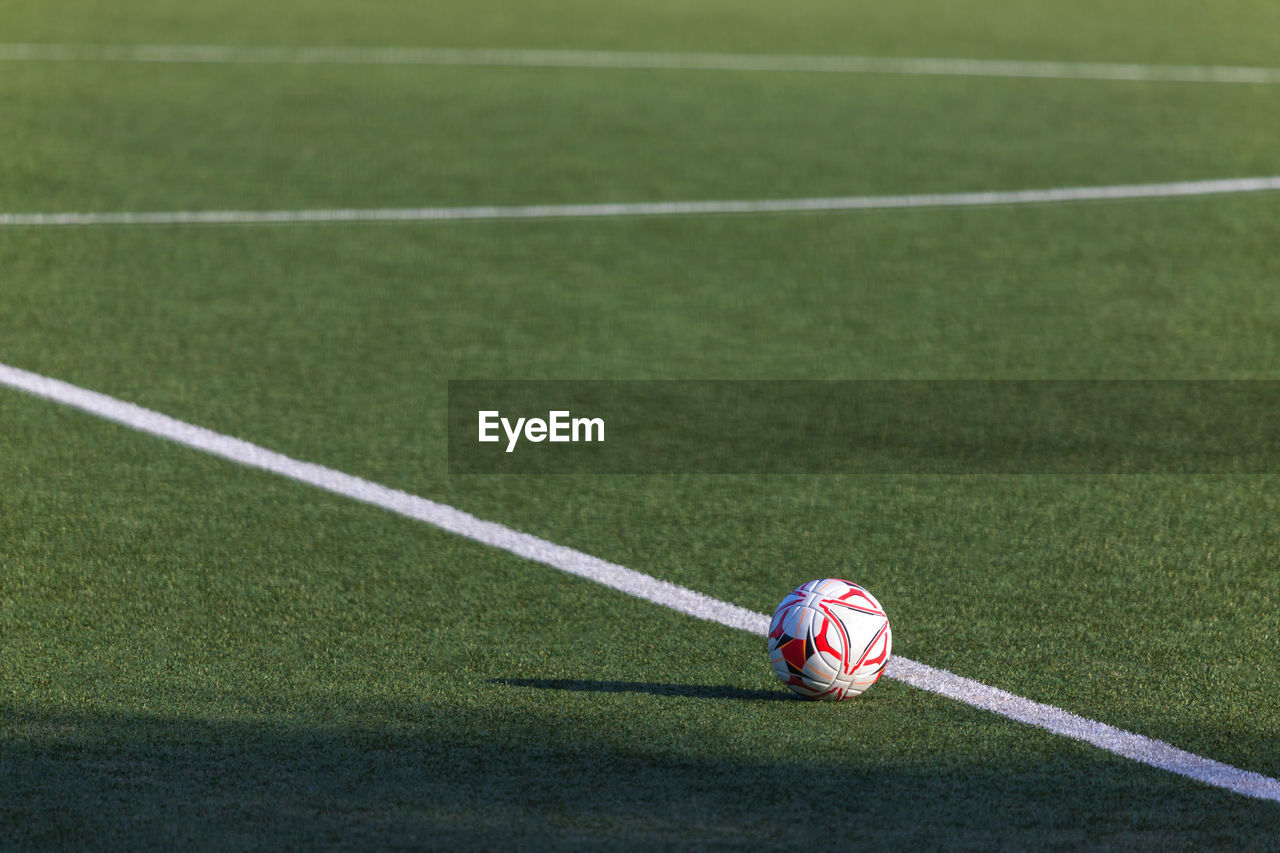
[[768, 578, 892, 700]]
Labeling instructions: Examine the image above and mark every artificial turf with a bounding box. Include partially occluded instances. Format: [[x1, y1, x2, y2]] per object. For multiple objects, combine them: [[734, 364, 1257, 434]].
[[3, 0, 1279, 848]]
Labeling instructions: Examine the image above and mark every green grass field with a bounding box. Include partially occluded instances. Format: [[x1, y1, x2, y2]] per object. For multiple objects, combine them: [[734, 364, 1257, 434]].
[[3, 1, 1279, 849]]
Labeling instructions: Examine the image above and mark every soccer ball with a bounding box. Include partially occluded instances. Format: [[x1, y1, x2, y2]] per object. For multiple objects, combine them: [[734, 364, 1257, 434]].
[[768, 578, 892, 700]]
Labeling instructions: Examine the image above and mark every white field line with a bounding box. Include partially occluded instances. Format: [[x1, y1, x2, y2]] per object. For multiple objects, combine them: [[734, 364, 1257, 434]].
[[4, 177, 1280, 229], [2, 359, 1279, 804], [3, 43, 1280, 85]]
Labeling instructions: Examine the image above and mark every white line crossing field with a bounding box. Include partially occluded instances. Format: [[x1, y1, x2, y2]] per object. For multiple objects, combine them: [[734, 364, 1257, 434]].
[[3, 176, 1280, 228], [2, 359, 1279, 804], [3, 43, 1280, 84]]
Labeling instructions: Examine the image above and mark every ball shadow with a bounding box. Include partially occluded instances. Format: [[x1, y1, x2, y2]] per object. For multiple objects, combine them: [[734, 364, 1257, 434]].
[[490, 678, 796, 701]]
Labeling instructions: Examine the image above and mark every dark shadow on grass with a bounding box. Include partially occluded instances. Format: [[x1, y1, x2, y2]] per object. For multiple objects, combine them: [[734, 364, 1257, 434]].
[[491, 678, 794, 701], [2, 701, 1277, 850]]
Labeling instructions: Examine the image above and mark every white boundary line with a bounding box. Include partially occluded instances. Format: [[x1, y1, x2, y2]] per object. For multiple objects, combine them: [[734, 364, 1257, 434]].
[[3, 43, 1280, 84], [4, 177, 1280, 228], [2, 360, 1279, 804]]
